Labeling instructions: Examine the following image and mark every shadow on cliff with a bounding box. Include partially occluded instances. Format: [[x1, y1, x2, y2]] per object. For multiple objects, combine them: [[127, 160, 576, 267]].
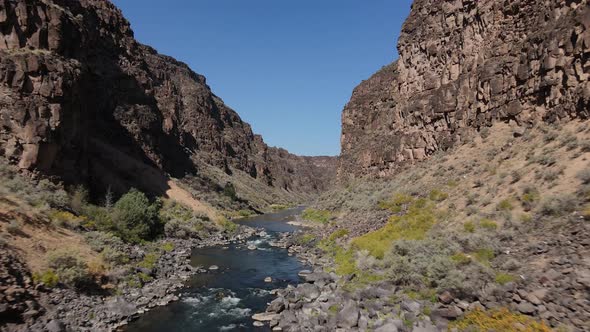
[[67, 17, 198, 199]]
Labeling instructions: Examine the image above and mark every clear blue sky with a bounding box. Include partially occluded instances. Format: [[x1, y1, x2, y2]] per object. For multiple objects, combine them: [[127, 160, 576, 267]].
[[111, 0, 413, 156]]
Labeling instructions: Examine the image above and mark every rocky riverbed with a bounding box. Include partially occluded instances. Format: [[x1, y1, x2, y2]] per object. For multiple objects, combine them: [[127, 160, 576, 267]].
[[3, 226, 259, 332], [256, 220, 590, 332]]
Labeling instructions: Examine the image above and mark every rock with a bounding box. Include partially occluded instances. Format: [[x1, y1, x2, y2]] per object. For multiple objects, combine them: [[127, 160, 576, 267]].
[[336, 300, 360, 328], [375, 320, 401, 332], [298, 270, 312, 278], [253, 321, 264, 327], [297, 283, 320, 301], [517, 302, 536, 314], [248, 245, 257, 250], [264, 277, 273, 283], [267, 298, 285, 313], [338, 0, 589, 179], [438, 291, 453, 304], [253, 312, 278, 321], [432, 306, 461, 319], [208, 265, 219, 271], [45, 320, 66, 332]]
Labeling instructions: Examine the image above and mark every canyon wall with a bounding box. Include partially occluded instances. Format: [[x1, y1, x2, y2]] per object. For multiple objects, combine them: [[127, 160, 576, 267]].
[[339, 0, 589, 179], [0, 0, 335, 200]]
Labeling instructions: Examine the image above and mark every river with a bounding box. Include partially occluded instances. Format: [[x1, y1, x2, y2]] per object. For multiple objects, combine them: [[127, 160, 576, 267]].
[[124, 207, 307, 332]]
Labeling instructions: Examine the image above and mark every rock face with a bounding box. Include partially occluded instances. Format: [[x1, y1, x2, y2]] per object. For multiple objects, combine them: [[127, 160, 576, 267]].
[[339, 0, 589, 179], [0, 0, 335, 199]]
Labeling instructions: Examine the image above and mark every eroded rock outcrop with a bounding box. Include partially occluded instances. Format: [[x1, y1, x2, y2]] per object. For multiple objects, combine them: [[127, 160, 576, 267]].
[[339, 0, 589, 179], [0, 0, 335, 201]]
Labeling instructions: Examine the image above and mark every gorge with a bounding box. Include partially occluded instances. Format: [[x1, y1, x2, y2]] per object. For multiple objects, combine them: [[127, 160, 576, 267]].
[[1, 0, 589, 332]]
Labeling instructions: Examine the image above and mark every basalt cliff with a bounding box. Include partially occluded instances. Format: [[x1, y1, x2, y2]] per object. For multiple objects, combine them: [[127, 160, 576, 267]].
[[0, 0, 335, 205], [339, 0, 589, 179]]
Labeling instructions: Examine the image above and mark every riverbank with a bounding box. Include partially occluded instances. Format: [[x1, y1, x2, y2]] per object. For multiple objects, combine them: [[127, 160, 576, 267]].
[[15, 226, 258, 332]]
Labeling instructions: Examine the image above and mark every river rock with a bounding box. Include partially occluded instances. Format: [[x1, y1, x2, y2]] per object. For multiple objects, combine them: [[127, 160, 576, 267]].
[[253, 312, 278, 321], [264, 277, 273, 283], [336, 300, 359, 328], [208, 265, 219, 271]]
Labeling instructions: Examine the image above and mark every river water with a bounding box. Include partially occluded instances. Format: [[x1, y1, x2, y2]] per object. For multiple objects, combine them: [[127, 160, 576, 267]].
[[125, 207, 307, 332]]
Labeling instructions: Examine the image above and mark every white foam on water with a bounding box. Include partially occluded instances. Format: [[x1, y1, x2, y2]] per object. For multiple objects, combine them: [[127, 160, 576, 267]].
[[219, 324, 237, 331], [220, 295, 241, 307]]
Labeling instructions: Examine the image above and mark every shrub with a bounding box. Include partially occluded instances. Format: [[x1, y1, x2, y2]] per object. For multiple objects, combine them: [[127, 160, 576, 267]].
[[496, 199, 513, 211], [429, 189, 448, 202], [85, 231, 125, 253], [160, 242, 174, 252], [32, 270, 59, 288], [519, 214, 533, 223], [138, 252, 160, 270], [219, 218, 238, 233], [538, 194, 577, 217], [111, 189, 162, 243], [223, 182, 237, 201], [451, 252, 471, 265], [479, 219, 498, 230], [296, 233, 315, 245], [495, 273, 515, 285], [378, 193, 413, 213], [510, 170, 522, 184], [480, 127, 491, 139], [382, 239, 458, 290], [7, 220, 22, 235], [100, 247, 129, 266], [577, 169, 590, 185], [47, 250, 91, 289], [352, 199, 437, 259], [463, 221, 475, 233], [450, 308, 551, 332], [473, 248, 495, 265], [301, 209, 331, 224], [328, 229, 349, 241], [520, 187, 540, 211], [70, 185, 89, 214], [51, 211, 82, 229]]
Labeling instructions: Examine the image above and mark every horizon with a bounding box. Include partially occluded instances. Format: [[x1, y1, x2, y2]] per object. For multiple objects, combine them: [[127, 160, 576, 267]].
[[111, 0, 413, 156]]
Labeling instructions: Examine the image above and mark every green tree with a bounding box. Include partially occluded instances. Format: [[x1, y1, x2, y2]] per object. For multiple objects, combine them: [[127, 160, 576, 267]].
[[112, 189, 162, 243]]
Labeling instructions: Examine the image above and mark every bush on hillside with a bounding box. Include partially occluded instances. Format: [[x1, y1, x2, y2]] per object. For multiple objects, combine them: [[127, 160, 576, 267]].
[[111, 189, 162, 243], [47, 250, 91, 289]]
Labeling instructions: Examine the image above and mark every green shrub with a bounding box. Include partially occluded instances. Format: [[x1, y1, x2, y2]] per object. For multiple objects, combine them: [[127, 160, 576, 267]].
[[296, 233, 315, 245], [32, 270, 59, 288], [378, 193, 413, 213], [450, 308, 551, 332], [473, 248, 495, 265], [223, 182, 237, 201], [164, 217, 207, 239], [451, 252, 471, 265], [520, 187, 540, 211], [47, 250, 91, 289], [301, 208, 331, 224], [495, 273, 515, 285], [111, 189, 162, 243], [352, 199, 437, 259], [85, 231, 125, 252], [463, 221, 475, 233], [160, 242, 175, 252], [479, 219, 498, 230], [219, 218, 238, 233], [496, 199, 513, 211], [428, 189, 448, 202], [138, 252, 160, 270], [328, 229, 349, 241]]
